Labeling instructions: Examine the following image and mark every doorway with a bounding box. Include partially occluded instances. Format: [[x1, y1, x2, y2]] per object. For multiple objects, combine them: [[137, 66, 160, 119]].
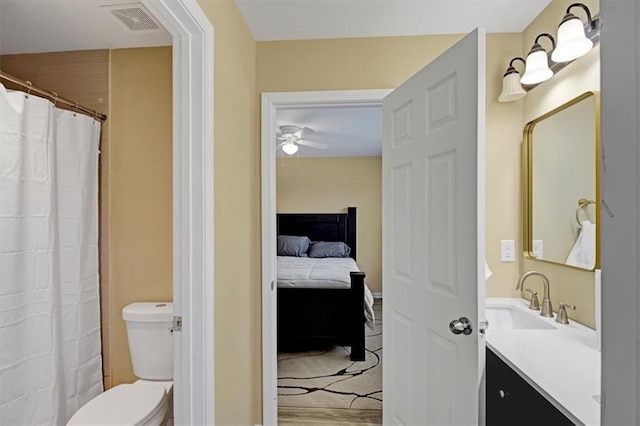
[[261, 90, 391, 424]]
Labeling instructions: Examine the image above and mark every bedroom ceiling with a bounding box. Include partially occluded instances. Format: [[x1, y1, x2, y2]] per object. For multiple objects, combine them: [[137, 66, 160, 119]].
[[0, 0, 171, 55], [276, 105, 382, 158], [235, 0, 551, 41]]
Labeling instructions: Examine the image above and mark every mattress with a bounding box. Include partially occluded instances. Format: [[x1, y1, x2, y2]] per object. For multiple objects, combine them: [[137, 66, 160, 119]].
[[277, 256, 376, 329]]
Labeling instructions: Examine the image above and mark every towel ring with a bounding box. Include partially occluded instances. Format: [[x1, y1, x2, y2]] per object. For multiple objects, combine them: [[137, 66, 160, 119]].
[[575, 198, 596, 228]]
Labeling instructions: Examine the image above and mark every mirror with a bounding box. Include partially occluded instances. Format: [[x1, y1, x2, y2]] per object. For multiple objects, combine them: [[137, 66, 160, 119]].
[[523, 91, 600, 270]]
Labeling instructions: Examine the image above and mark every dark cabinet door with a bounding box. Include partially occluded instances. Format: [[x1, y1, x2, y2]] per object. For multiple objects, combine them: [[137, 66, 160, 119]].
[[486, 348, 575, 426]]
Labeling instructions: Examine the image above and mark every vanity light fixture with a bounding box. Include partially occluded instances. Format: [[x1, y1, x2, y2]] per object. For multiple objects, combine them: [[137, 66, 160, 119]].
[[498, 57, 527, 103], [521, 33, 556, 85], [282, 141, 298, 155], [497, 5, 601, 102], [551, 3, 598, 63]]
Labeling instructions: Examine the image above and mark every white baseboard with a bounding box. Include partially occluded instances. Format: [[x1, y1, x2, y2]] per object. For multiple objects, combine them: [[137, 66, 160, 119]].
[[372, 292, 383, 299]]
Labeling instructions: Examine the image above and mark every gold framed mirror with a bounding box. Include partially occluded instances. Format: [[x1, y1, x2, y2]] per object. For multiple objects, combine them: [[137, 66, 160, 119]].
[[523, 91, 600, 271]]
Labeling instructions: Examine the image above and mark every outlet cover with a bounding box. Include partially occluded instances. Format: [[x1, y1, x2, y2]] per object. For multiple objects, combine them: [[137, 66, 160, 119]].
[[501, 240, 515, 262], [533, 240, 544, 259]]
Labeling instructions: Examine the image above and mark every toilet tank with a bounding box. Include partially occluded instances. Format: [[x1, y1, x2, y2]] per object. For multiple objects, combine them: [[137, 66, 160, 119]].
[[122, 302, 173, 381]]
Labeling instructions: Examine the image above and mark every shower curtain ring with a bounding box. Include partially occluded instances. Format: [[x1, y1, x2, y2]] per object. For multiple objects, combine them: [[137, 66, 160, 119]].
[[25, 80, 33, 96], [52, 92, 59, 107]]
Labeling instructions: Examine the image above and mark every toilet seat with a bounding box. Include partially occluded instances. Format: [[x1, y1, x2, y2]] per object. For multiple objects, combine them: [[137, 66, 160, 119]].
[[67, 382, 167, 426]]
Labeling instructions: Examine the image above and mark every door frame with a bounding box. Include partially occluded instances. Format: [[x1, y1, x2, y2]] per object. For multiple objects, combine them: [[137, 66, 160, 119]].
[[141, 1, 214, 424], [261, 89, 391, 425], [600, 0, 640, 424]]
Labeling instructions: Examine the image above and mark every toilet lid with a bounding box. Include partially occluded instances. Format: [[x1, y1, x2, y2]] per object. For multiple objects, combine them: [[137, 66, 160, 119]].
[[68, 383, 166, 425]]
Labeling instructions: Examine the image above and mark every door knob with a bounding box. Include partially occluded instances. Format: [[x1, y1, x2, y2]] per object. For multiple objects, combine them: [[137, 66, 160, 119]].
[[449, 317, 473, 335]]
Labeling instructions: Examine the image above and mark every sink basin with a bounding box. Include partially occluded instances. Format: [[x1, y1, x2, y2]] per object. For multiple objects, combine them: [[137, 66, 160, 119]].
[[486, 305, 557, 330]]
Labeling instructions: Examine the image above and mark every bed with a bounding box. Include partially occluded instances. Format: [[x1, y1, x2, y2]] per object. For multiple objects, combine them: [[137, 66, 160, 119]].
[[276, 207, 373, 361]]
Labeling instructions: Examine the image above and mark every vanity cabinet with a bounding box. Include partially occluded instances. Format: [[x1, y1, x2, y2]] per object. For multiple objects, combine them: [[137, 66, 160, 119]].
[[486, 348, 574, 426]]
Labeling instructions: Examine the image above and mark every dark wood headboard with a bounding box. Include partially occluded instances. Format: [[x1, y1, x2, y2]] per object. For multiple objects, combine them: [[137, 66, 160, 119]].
[[277, 207, 357, 260]]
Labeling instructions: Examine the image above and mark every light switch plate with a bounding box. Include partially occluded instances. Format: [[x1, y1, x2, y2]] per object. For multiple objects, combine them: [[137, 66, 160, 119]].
[[501, 240, 515, 262], [533, 240, 544, 259]]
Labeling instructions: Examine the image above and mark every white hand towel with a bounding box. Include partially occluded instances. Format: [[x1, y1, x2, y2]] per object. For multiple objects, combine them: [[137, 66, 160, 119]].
[[566, 220, 596, 269]]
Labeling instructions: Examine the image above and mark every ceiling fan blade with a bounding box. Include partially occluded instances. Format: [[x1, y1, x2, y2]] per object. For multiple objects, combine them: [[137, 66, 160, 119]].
[[298, 139, 328, 149], [296, 127, 314, 139], [277, 136, 286, 142]]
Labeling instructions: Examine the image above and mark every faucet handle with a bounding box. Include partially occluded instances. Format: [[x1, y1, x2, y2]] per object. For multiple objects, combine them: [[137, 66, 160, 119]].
[[556, 302, 576, 324], [525, 288, 540, 310]]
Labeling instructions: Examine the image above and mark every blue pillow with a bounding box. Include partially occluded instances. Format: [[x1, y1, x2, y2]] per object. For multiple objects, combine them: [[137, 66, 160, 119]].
[[308, 241, 351, 258], [277, 235, 310, 257]]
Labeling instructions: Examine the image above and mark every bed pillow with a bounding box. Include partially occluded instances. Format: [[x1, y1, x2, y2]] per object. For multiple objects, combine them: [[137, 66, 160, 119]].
[[308, 241, 352, 258], [277, 235, 310, 257]]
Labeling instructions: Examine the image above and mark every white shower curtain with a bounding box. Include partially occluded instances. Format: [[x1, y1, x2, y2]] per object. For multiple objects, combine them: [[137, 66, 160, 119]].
[[0, 83, 103, 424]]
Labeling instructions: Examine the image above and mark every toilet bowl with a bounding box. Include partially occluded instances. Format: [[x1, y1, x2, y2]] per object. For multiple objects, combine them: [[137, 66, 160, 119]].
[[68, 303, 174, 425]]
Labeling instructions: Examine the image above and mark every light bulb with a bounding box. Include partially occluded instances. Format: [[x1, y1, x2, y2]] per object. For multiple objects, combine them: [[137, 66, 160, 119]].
[[521, 50, 553, 85], [498, 71, 527, 102], [282, 142, 298, 155], [552, 16, 593, 63]]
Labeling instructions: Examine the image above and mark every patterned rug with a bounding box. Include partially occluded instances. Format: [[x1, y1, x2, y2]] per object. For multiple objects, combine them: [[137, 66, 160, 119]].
[[277, 300, 383, 410]]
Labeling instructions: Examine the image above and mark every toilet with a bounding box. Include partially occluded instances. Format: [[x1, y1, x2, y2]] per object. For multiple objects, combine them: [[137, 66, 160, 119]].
[[68, 302, 174, 426]]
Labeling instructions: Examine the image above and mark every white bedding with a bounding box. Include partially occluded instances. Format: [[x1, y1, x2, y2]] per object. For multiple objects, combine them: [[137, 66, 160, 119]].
[[277, 256, 376, 329]]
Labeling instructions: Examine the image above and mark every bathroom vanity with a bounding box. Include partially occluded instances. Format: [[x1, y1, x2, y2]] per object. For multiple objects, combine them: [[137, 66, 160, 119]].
[[485, 298, 601, 425], [486, 348, 573, 425]]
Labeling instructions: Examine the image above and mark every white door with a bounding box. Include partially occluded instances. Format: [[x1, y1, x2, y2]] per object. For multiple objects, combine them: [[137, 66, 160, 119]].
[[382, 28, 486, 425]]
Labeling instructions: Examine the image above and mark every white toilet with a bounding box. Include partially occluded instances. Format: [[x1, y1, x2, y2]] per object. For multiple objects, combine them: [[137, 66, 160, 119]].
[[68, 302, 174, 426]]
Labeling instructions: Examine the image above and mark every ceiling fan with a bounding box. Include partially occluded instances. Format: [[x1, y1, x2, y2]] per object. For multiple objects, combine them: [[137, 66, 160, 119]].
[[277, 125, 328, 155]]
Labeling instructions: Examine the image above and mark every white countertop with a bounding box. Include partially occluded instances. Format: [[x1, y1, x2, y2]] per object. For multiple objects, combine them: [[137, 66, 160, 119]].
[[485, 298, 601, 426]]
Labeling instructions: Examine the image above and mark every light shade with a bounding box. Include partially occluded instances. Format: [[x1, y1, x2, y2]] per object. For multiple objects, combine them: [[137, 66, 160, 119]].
[[521, 49, 553, 85], [282, 142, 298, 155], [499, 72, 526, 102], [551, 15, 593, 62]]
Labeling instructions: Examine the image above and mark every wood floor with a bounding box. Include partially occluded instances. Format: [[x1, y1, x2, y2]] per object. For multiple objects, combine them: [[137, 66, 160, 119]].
[[279, 407, 382, 425]]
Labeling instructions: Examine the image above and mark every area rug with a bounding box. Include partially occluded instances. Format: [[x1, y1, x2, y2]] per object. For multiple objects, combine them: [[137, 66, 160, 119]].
[[277, 300, 383, 410]]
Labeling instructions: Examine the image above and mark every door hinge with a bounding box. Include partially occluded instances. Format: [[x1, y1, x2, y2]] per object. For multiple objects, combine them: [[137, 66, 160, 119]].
[[171, 315, 182, 333]]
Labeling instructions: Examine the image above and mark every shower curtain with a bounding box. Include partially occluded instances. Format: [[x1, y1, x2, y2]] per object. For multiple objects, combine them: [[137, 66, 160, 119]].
[[0, 83, 103, 424]]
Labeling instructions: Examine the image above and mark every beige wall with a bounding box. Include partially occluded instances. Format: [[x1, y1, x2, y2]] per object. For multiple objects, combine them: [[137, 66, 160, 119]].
[[109, 47, 173, 385], [258, 33, 526, 300], [277, 157, 382, 292], [0, 50, 113, 387], [521, 0, 600, 328], [195, 1, 260, 424]]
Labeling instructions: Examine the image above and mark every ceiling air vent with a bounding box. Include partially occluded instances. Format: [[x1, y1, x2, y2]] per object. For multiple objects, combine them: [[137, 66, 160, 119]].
[[109, 6, 160, 31]]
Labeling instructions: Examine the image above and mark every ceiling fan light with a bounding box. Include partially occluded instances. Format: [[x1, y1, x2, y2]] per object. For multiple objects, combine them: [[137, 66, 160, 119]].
[[551, 15, 593, 63], [521, 49, 553, 85], [282, 142, 298, 155], [498, 69, 527, 103]]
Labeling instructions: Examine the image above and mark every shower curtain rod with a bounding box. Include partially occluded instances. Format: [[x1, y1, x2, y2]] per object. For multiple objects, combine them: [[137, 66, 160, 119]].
[[0, 70, 107, 122]]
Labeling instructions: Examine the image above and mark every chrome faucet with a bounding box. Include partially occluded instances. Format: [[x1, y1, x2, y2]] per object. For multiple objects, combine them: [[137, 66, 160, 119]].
[[515, 271, 553, 317]]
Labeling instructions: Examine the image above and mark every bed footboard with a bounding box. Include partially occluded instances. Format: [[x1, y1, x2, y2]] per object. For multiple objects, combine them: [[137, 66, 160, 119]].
[[277, 271, 368, 362]]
